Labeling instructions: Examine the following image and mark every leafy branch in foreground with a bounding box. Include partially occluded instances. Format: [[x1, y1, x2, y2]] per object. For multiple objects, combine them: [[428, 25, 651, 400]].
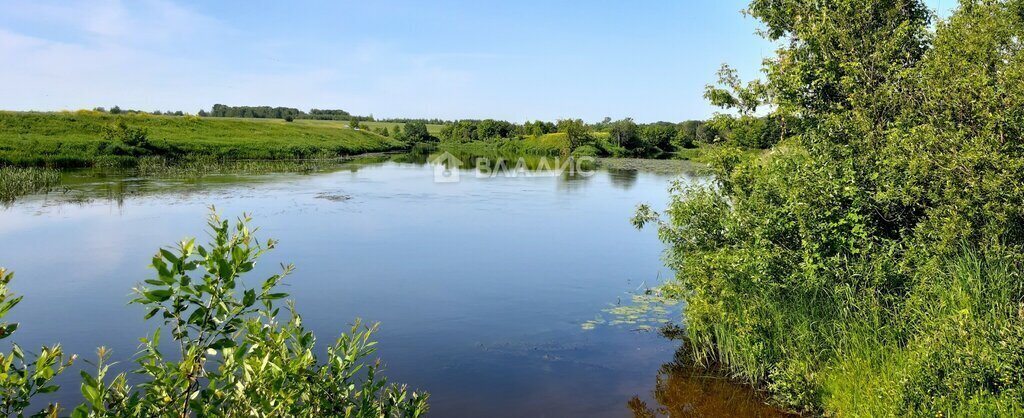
[[0, 210, 426, 417], [0, 268, 76, 417], [70, 210, 428, 417]]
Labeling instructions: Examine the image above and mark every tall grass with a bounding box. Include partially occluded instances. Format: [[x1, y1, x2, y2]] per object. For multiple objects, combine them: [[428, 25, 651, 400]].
[[683, 248, 1024, 416], [820, 249, 1024, 416], [0, 166, 60, 202]]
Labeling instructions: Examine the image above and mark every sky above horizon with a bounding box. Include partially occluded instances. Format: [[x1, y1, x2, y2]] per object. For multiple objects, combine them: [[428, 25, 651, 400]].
[[0, 0, 955, 123]]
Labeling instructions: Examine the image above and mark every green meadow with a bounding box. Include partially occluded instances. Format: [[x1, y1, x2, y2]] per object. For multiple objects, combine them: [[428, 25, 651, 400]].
[[0, 111, 408, 167]]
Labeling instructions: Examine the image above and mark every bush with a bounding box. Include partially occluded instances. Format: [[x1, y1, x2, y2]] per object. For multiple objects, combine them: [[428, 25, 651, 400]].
[[634, 0, 1024, 415], [0, 268, 73, 416], [0, 211, 428, 417], [102, 119, 151, 156], [571, 144, 599, 157]]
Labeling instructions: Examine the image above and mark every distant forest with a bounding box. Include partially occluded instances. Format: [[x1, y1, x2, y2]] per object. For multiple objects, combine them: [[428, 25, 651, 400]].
[[205, 105, 372, 121], [199, 105, 461, 125]]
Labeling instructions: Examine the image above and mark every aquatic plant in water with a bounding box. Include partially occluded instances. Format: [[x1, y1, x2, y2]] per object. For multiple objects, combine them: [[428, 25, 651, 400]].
[[0, 166, 60, 203], [582, 286, 681, 332]]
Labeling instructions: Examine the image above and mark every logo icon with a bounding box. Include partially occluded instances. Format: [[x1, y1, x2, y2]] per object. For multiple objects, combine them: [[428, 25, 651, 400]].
[[431, 151, 462, 183]]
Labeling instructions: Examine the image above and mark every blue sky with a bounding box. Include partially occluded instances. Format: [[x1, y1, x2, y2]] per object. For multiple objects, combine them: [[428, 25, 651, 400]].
[[0, 0, 955, 122]]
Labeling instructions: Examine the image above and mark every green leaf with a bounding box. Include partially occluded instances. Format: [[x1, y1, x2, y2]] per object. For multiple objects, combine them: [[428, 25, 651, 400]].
[[159, 248, 180, 265], [187, 307, 207, 325], [243, 289, 256, 307], [38, 384, 60, 393], [81, 381, 100, 404], [144, 289, 172, 302], [209, 338, 236, 350]]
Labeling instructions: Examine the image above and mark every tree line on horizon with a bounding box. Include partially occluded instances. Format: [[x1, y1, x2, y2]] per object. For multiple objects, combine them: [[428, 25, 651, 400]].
[[436, 113, 785, 158], [86, 103, 786, 158]]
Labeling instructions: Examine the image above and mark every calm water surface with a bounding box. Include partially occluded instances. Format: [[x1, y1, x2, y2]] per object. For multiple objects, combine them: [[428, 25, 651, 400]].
[[0, 157, 779, 417]]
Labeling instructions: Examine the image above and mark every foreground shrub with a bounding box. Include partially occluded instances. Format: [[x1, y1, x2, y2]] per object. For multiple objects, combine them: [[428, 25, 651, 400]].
[[0, 211, 427, 417], [0, 268, 74, 417]]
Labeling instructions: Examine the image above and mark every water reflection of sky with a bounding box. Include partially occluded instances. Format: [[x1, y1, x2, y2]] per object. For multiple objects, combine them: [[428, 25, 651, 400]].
[[0, 159, 756, 417]]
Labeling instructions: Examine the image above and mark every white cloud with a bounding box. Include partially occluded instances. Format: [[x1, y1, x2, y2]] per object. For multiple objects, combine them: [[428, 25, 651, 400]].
[[0, 0, 483, 117]]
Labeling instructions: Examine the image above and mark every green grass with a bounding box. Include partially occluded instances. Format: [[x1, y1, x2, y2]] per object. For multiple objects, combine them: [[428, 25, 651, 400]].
[[669, 249, 1024, 416], [817, 250, 1024, 417], [0, 111, 409, 167]]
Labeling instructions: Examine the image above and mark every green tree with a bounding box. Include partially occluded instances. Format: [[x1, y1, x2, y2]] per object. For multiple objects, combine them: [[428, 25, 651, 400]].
[[557, 119, 591, 153], [703, 64, 765, 117], [608, 118, 639, 150], [673, 120, 701, 149], [635, 0, 1024, 414], [402, 122, 433, 142], [639, 123, 676, 156]]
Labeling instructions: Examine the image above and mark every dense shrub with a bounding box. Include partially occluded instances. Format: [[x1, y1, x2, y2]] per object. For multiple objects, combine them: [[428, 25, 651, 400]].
[[102, 119, 151, 156], [636, 0, 1024, 415]]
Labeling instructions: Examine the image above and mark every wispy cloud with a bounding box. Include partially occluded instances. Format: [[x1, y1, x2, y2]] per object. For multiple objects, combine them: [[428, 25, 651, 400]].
[[0, 0, 485, 116]]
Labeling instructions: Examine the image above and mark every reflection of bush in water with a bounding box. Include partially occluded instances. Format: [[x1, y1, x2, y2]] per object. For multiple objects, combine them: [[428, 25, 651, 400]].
[[629, 344, 792, 418], [432, 149, 594, 174], [608, 168, 639, 190]]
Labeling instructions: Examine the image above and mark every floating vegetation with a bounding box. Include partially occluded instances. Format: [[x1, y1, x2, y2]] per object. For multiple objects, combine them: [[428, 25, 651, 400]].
[[596, 158, 709, 176], [0, 166, 61, 203], [582, 286, 682, 331], [315, 192, 352, 202], [133, 155, 348, 178]]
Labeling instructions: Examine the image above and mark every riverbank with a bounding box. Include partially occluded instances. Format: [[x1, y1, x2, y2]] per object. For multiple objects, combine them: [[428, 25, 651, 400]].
[[0, 111, 408, 167]]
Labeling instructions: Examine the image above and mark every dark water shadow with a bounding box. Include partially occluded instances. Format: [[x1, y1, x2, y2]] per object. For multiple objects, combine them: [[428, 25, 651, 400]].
[[629, 343, 795, 418]]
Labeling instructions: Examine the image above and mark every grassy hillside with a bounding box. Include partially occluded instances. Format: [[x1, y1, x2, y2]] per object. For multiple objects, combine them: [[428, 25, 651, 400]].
[[0, 111, 408, 167]]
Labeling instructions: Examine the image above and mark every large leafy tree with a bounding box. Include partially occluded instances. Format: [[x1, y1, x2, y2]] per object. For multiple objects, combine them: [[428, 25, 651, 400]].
[[557, 119, 592, 153], [637, 0, 1024, 414]]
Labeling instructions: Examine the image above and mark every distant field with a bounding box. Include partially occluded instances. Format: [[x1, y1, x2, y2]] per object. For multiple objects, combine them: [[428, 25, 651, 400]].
[[0, 111, 409, 167]]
